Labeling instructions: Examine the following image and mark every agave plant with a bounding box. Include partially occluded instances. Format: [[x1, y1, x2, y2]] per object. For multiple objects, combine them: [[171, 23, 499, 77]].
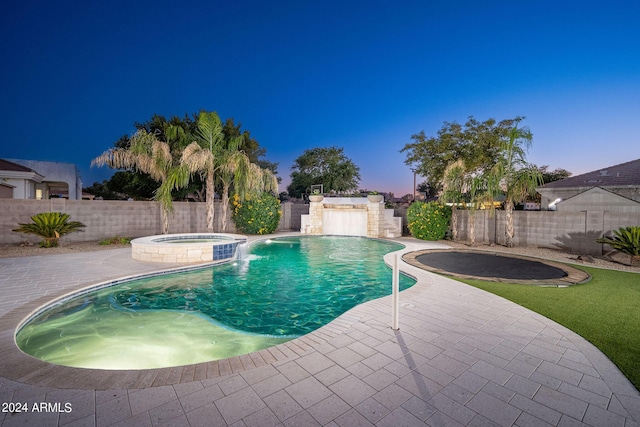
[[597, 226, 640, 266], [13, 212, 86, 248]]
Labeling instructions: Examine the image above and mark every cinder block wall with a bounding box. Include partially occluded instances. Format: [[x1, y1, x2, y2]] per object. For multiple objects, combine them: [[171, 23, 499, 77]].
[[4, 199, 637, 255], [453, 209, 639, 255], [0, 199, 307, 244]]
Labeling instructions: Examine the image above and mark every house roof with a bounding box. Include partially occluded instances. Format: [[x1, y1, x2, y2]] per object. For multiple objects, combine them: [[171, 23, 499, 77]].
[[0, 158, 36, 173], [541, 158, 640, 189], [561, 186, 640, 206]]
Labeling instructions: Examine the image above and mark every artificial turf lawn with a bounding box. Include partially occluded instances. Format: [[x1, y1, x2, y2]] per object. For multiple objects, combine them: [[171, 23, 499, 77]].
[[457, 266, 640, 392]]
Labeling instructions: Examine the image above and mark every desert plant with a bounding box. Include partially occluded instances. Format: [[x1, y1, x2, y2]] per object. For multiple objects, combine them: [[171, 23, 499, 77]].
[[232, 192, 281, 235], [13, 212, 86, 247], [407, 201, 452, 241], [597, 226, 640, 265]]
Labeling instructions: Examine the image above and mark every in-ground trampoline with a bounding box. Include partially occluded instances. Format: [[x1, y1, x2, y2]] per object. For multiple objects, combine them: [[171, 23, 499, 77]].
[[403, 249, 590, 286]]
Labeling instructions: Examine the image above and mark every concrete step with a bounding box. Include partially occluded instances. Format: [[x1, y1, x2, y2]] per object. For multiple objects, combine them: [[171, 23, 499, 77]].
[[384, 229, 401, 238]]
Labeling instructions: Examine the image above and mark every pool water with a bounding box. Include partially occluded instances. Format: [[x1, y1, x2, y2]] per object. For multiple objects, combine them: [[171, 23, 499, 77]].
[[17, 236, 414, 369]]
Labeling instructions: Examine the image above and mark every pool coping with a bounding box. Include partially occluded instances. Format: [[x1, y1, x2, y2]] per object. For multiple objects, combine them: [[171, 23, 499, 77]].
[[1, 233, 639, 426], [0, 235, 438, 390]]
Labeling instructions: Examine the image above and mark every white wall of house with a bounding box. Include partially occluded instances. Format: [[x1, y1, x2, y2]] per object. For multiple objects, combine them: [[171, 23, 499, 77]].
[[4, 178, 36, 198], [7, 159, 83, 200]]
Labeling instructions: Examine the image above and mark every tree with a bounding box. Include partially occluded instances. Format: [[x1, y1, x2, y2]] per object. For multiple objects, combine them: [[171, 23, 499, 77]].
[[401, 116, 524, 192], [180, 111, 224, 232], [222, 118, 279, 179], [416, 181, 437, 199], [440, 159, 495, 245], [99, 114, 198, 201], [440, 159, 468, 241], [92, 129, 181, 234], [485, 122, 543, 247], [287, 147, 360, 198], [94, 113, 279, 203], [533, 165, 572, 185], [216, 121, 279, 231], [216, 140, 277, 232], [180, 112, 278, 232]]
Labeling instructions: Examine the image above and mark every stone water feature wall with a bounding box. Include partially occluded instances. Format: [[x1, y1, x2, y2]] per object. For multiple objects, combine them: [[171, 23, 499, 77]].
[[301, 197, 401, 238]]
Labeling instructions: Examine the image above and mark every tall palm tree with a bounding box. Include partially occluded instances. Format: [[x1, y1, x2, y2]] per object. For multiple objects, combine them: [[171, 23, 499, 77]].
[[217, 136, 250, 232], [245, 162, 279, 195], [180, 112, 224, 232], [181, 111, 279, 232], [467, 174, 493, 246], [486, 123, 543, 247], [441, 159, 468, 241], [218, 152, 279, 232], [92, 129, 181, 234]]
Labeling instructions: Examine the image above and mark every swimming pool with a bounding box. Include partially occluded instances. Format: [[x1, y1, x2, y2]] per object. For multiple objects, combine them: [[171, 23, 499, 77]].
[[16, 236, 415, 370]]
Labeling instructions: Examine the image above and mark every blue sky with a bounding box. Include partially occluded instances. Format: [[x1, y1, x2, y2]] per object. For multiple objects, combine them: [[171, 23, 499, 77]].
[[1, 1, 638, 196]]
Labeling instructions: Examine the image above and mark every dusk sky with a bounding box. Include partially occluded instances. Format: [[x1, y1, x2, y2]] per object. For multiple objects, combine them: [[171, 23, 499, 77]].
[[1, 1, 638, 197]]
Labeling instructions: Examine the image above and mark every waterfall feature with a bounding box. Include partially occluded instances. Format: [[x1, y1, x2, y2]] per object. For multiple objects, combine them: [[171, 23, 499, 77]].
[[322, 208, 367, 236], [300, 196, 402, 238]]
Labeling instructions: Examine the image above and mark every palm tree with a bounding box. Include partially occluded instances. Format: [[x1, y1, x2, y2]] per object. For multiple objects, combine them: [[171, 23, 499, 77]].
[[92, 129, 180, 234], [486, 123, 543, 247], [442, 160, 491, 245], [441, 159, 468, 241], [181, 111, 279, 232], [180, 111, 224, 232], [217, 136, 251, 232], [467, 174, 495, 246], [246, 162, 279, 195]]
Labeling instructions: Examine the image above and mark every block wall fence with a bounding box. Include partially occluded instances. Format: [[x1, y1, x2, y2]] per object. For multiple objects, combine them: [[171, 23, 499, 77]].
[[0, 199, 309, 245], [448, 209, 639, 255], [1, 199, 638, 255]]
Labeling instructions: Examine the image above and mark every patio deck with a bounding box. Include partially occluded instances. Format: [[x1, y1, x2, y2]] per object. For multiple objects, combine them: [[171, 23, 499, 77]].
[[1, 233, 638, 426]]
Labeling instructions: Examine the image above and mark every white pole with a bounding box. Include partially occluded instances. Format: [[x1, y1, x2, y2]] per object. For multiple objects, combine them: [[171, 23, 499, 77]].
[[392, 253, 399, 330]]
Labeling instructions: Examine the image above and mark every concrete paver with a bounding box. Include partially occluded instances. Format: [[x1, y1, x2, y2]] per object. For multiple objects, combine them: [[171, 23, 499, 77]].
[[1, 234, 639, 426]]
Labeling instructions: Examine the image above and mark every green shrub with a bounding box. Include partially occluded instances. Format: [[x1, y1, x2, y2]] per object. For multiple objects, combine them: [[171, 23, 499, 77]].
[[407, 201, 452, 241], [597, 226, 640, 264], [99, 236, 132, 245], [232, 192, 281, 235], [13, 212, 86, 248]]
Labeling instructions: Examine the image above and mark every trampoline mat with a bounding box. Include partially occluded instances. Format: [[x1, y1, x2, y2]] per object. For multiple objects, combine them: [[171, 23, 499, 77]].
[[415, 251, 568, 280]]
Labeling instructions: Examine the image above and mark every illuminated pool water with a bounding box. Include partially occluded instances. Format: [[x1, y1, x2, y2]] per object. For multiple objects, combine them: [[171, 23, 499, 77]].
[[16, 236, 415, 370]]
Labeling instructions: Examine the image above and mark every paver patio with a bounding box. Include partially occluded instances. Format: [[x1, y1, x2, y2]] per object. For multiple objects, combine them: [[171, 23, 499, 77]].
[[1, 233, 638, 426]]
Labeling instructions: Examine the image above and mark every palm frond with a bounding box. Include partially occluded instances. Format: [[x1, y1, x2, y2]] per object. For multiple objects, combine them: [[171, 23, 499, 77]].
[[182, 142, 214, 173], [91, 148, 137, 170], [196, 111, 223, 151]]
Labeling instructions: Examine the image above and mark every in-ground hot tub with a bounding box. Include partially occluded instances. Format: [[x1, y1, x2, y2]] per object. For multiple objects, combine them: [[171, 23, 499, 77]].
[[131, 233, 248, 263]]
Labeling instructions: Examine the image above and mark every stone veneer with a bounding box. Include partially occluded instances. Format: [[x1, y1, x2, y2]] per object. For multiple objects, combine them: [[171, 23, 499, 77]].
[[130, 233, 247, 263], [305, 197, 389, 237]]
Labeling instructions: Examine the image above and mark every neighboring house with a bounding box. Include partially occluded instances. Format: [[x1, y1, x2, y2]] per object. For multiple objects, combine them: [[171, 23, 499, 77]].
[[0, 159, 45, 199], [0, 158, 85, 200], [537, 158, 640, 212]]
